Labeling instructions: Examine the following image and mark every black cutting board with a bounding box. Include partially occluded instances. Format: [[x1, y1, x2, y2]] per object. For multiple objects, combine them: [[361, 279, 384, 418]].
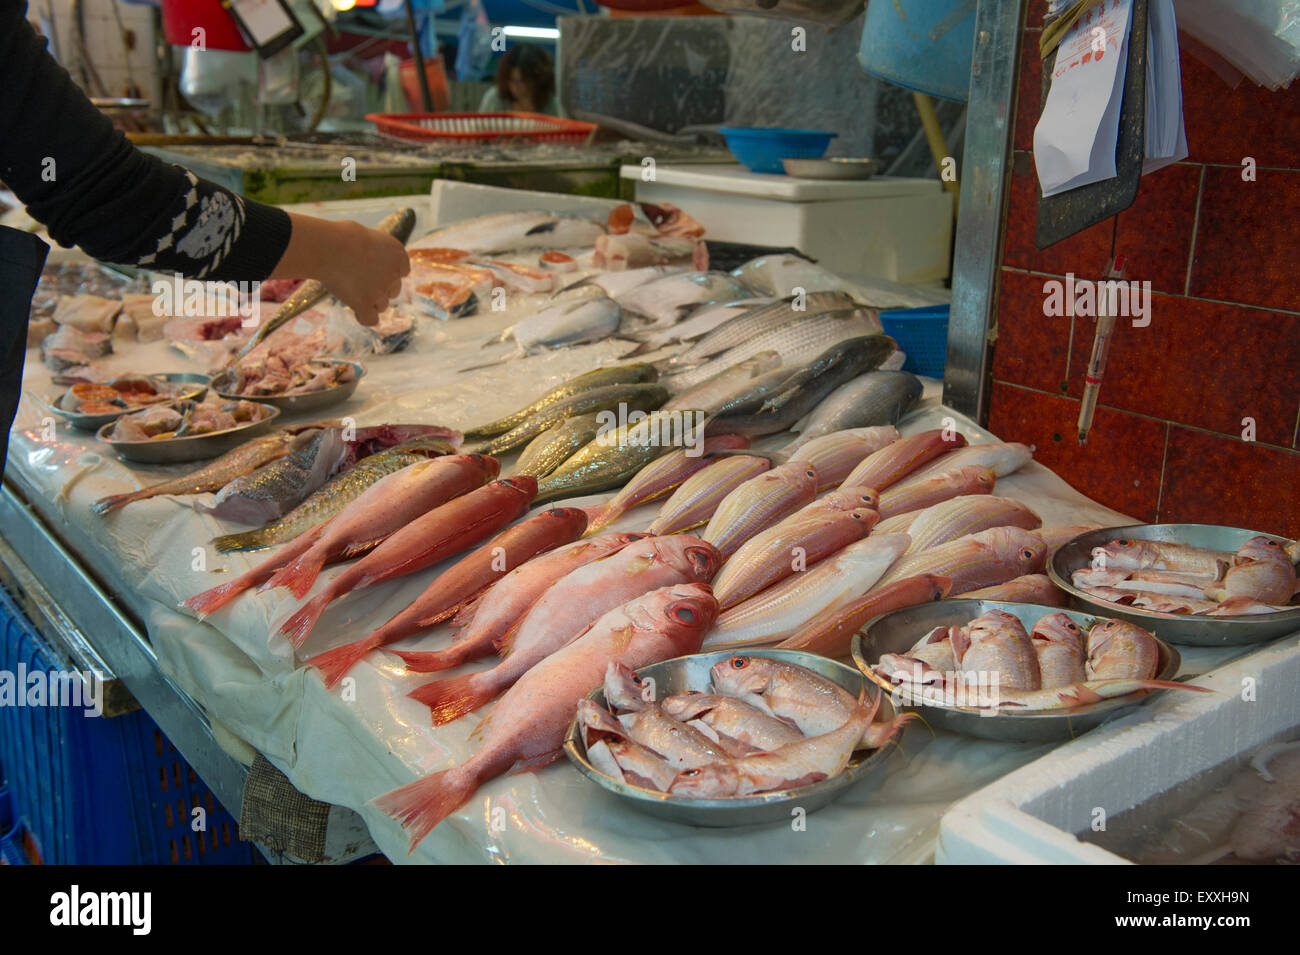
[[1036, 0, 1149, 249]]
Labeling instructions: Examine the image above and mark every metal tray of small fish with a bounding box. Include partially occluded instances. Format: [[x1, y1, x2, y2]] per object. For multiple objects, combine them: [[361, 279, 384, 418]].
[[96, 403, 281, 464], [1047, 524, 1300, 646], [852, 599, 1181, 743], [563, 649, 899, 828], [210, 360, 364, 415], [50, 373, 211, 431]]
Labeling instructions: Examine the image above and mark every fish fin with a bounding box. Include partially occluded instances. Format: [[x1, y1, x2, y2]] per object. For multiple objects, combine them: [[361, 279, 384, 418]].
[[457, 351, 521, 374], [390, 646, 480, 674], [266, 548, 327, 599], [450, 591, 487, 630], [91, 490, 142, 515], [507, 750, 563, 775], [421, 584, 490, 629], [337, 537, 387, 560], [277, 592, 331, 649], [371, 767, 476, 854], [181, 579, 247, 619], [410, 673, 496, 726], [620, 340, 655, 358], [708, 449, 789, 467], [213, 530, 269, 553], [304, 638, 380, 689], [493, 606, 534, 657]]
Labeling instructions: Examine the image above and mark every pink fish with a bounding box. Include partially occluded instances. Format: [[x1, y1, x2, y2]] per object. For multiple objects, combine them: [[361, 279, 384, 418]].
[[373, 583, 718, 852], [582, 435, 750, 536], [276, 477, 537, 648], [1090, 537, 1230, 577], [874, 465, 995, 520], [964, 573, 1067, 606], [701, 461, 820, 559], [776, 575, 951, 659], [951, 609, 1040, 690], [646, 455, 771, 535], [1031, 612, 1087, 687], [392, 533, 646, 674], [874, 525, 1047, 593], [841, 429, 967, 493], [408, 536, 721, 725], [1085, 619, 1161, 681], [711, 509, 877, 610], [773, 485, 880, 529], [785, 426, 898, 490], [182, 454, 499, 618], [305, 507, 589, 687], [900, 495, 1040, 555]]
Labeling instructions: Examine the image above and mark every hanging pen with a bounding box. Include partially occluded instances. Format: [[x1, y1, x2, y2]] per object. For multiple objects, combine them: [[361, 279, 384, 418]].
[[1077, 254, 1125, 445]]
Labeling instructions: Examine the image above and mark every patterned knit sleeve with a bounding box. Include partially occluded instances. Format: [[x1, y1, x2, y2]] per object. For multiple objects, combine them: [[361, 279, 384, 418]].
[[0, 1, 292, 282]]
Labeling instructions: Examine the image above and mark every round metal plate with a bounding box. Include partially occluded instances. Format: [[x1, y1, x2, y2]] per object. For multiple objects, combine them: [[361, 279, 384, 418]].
[[1048, 524, 1300, 646], [851, 598, 1181, 743], [96, 402, 281, 464], [563, 648, 899, 828], [781, 157, 881, 179], [51, 373, 211, 432], [211, 360, 364, 415]]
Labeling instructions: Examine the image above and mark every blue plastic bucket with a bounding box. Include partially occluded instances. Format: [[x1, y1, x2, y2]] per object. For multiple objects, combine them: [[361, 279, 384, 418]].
[[880, 305, 950, 378], [858, 0, 977, 103], [717, 127, 836, 174]]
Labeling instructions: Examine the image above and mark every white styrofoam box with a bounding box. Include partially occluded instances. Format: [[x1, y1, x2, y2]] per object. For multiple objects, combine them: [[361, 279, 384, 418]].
[[936, 633, 1300, 864], [621, 164, 954, 285], [428, 180, 626, 230]]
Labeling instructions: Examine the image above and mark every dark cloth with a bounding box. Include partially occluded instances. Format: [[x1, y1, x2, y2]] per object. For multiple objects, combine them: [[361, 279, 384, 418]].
[[0, 0, 291, 281], [0, 227, 47, 473]]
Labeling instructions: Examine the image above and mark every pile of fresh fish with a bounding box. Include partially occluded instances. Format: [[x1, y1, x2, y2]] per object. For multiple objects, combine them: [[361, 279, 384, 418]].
[[373, 583, 719, 852], [580, 656, 911, 799], [1075, 536, 1300, 615], [874, 610, 1205, 711]]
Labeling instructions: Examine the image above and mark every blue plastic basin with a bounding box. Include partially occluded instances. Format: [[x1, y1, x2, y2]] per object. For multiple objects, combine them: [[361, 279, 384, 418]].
[[718, 127, 837, 175]]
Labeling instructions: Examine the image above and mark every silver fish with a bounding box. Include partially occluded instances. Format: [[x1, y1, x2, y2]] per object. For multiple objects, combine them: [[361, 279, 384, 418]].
[[615, 271, 756, 326], [669, 291, 859, 365], [560, 266, 673, 299], [661, 352, 783, 412], [785, 371, 923, 451], [411, 210, 605, 254], [632, 297, 779, 352], [662, 309, 881, 392], [196, 427, 347, 525]]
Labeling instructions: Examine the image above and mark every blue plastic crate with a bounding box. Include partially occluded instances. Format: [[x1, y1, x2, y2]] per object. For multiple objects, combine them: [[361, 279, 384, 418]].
[[717, 127, 836, 174], [879, 305, 951, 378], [0, 585, 255, 865]]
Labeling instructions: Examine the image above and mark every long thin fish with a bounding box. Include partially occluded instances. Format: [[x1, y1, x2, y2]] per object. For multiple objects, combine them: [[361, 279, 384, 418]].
[[888, 442, 1033, 493], [660, 352, 783, 411], [646, 455, 772, 535], [875, 466, 996, 520], [236, 208, 416, 360], [196, 427, 346, 525], [902, 496, 1042, 555], [785, 371, 923, 450], [785, 426, 898, 490], [463, 364, 659, 441], [670, 291, 859, 364], [512, 413, 602, 478], [841, 429, 967, 492], [92, 431, 301, 515], [776, 574, 952, 658], [700, 461, 820, 559], [211, 437, 455, 552], [475, 383, 668, 456]]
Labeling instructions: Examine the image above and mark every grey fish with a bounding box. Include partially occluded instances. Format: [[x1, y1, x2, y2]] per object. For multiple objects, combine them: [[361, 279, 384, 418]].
[[785, 371, 923, 452], [627, 297, 778, 353], [560, 266, 673, 299], [411, 210, 605, 254], [709, 365, 805, 418], [669, 291, 859, 365], [534, 410, 698, 504], [211, 436, 456, 551], [196, 427, 347, 526], [706, 335, 897, 438], [512, 413, 602, 479], [662, 308, 880, 392], [475, 383, 669, 457], [463, 364, 660, 440], [661, 351, 783, 412], [615, 271, 756, 326], [237, 208, 416, 361]]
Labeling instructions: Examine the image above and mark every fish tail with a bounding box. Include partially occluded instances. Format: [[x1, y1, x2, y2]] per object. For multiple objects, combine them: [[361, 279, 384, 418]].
[[863, 711, 920, 750], [267, 547, 327, 599], [409, 673, 495, 726], [278, 591, 332, 648], [371, 766, 478, 854], [181, 579, 249, 619], [392, 646, 473, 674], [305, 638, 381, 689], [580, 502, 615, 536], [91, 490, 143, 515]]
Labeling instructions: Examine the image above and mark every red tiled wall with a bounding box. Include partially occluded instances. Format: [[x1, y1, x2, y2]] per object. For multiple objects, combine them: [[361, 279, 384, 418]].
[[986, 0, 1300, 538]]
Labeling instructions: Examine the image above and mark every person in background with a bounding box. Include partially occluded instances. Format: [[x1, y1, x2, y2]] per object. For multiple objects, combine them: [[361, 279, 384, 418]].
[[0, 0, 409, 468], [477, 44, 560, 116]]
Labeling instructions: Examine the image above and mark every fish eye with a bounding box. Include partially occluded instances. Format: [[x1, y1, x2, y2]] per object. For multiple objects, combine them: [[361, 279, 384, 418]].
[[682, 769, 699, 777], [805, 469, 816, 479], [731, 657, 749, 669], [674, 606, 696, 624], [1067, 622, 1079, 631], [632, 674, 643, 685], [1118, 539, 1131, 546], [1022, 549, 1034, 559]]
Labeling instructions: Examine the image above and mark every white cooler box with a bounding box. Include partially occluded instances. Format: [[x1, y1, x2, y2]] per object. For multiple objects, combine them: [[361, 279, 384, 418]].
[[620, 163, 953, 285]]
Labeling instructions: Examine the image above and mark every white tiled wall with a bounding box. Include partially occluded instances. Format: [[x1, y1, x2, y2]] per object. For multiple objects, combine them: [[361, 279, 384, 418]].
[[27, 0, 162, 106]]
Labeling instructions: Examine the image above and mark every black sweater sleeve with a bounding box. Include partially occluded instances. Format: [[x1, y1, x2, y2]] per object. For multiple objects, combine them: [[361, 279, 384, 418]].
[[0, 0, 292, 281]]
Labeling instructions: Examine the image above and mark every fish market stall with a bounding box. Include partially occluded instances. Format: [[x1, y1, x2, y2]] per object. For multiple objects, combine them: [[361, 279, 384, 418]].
[[5, 178, 1293, 866]]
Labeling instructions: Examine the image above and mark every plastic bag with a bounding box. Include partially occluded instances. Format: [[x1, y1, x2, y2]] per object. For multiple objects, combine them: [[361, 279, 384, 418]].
[[1174, 0, 1300, 89]]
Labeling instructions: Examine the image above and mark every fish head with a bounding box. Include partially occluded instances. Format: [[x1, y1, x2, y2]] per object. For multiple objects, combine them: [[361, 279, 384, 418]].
[[1031, 612, 1084, 650], [1237, 535, 1290, 566], [604, 662, 653, 712], [969, 467, 997, 492], [1086, 619, 1159, 678], [980, 527, 1048, 573], [670, 763, 740, 798], [466, 453, 501, 477], [498, 475, 538, 498], [925, 575, 953, 601], [545, 506, 591, 536], [661, 583, 719, 638], [1091, 538, 1159, 570], [709, 654, 776, 697], [576, 699, 626, 750], [660, 691, 716, 722], [836, 485, 880, 511], [967, 609, 1029, 643], [656, 536, 724, 581], [778, 461, 819, 494], [847, 508, 879, 535]]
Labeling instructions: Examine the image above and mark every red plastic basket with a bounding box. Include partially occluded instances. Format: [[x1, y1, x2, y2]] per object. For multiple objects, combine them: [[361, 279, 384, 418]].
[[366, 112, 597, 145]]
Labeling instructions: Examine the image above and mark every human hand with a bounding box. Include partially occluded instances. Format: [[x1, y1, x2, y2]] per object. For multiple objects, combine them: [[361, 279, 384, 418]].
[[271, 214, 410, 326]]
